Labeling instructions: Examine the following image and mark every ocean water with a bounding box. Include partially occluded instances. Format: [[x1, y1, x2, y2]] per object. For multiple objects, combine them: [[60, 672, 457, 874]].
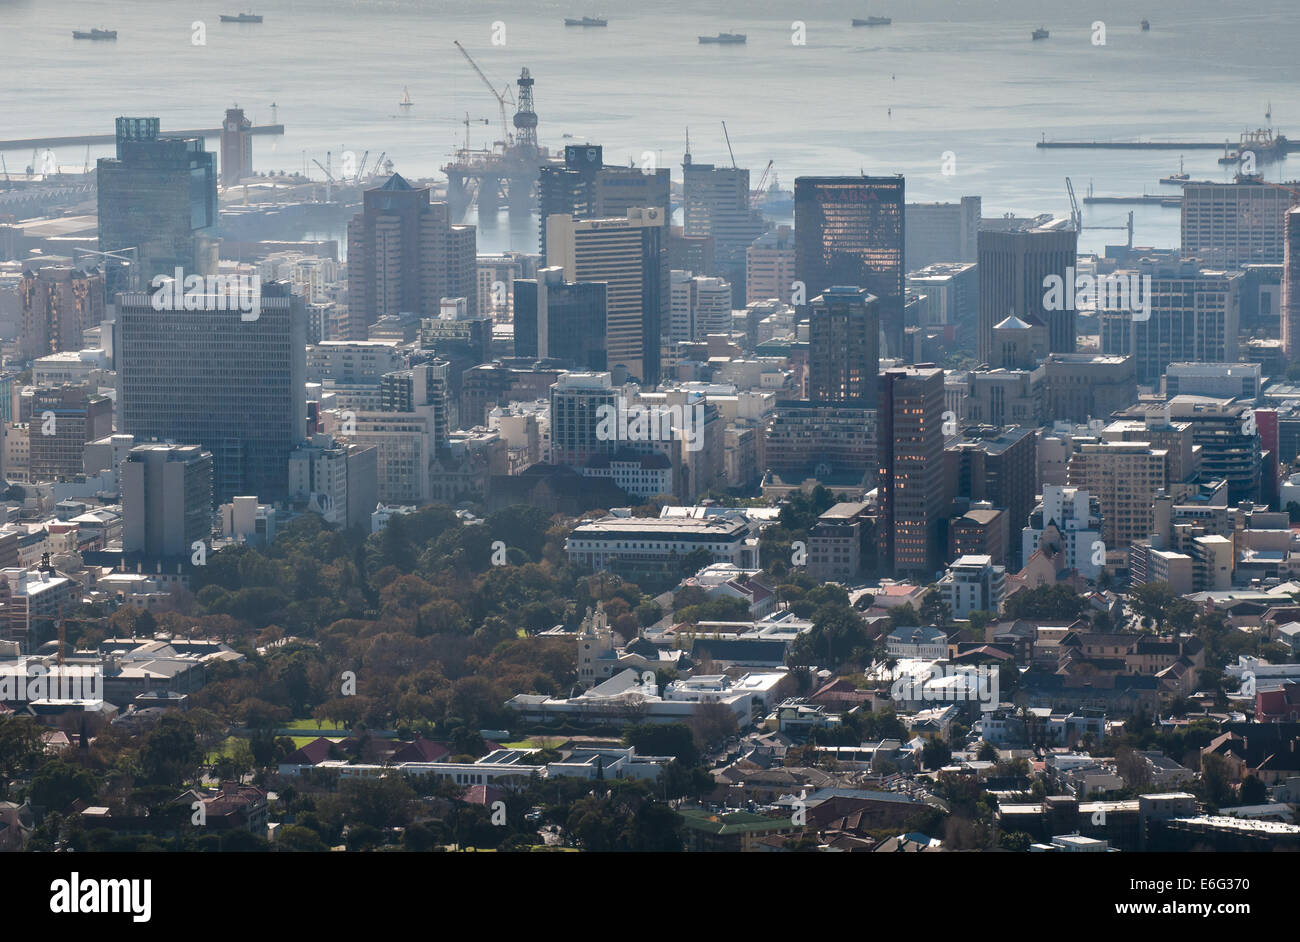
[[4, 0, 1300, 255]]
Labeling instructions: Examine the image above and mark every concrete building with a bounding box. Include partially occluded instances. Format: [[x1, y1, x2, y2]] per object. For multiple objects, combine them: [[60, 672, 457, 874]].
[[1042, 353, 1137, 423], [682, 152, 766, 301], [807, 502, 869, 583], [28, 385, 112, 483], [546, 208, 667, 385], [122, 443, 213, 559], [808, 287, 880, 408], [905, 197, 981, 269], [345, 173, 477, 339], [513, 266, 607, 370], [19, 266, 105, 360], [939, 554, 1006, 619], [977, 223, 1077, 363], [1165, 362, 1262, 401], [1023, 485, 1105, 582], [1067, 441, 1169, 551], [746, 225, 797, 305], [287, 434, 379, 531], [1182, 177, 1295, 266], [906, 261, 977, 328]]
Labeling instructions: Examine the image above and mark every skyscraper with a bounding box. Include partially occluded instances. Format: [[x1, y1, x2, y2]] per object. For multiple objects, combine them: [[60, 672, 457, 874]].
[[29, 384, 113, 482], [794, 175, 905, 356], [97, 116, 217, 284], [1283, 206, 1300, 358], [538, 144, 671, 263], [122, 443, 214, 558], [117, 280, 307, 504], [682, 151, 767, 302], [19, 265, 105, 359], [808, 287, 880, 407], [976, 224, 1077, 363], [1097, 260, 1241, 386], [1182, 177, 1295, 267], [546, 209, 667, 385], [513, 267, 607, 370], [878, 366, 946, 577], [346, 173, 477, 339]]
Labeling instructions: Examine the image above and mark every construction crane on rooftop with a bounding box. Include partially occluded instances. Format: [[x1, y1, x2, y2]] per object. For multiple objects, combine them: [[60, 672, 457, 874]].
[[455, 40, 515, 148]]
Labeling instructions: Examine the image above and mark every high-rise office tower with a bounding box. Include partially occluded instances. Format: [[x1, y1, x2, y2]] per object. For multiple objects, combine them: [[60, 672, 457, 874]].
[[513, 267, 607, 370], [667, 271, 732, 343], [1283, 207, 1300, 358], [682, 149, 767, 303], [794, 176, 905, 356], [944, 426, 1038, 568], [538, 144, 671, 262], [118, 280, 307, 504], [905, 197, 981, 270], [19, 265, 106, 359], [746, 225, 797, 304], [549, 371, 618, 468], [807, 287, 880, 407], [976, 224, 1077, 363], [1182, 177, 1295, 266], [546, 209, 667, 385], [346, 173, 477, 339], [1097, 260, 1241, 386], [97, 116, 218, 284], [219, 107, 253, 187], [878, 366, 946, 577], [122, 443, 214, 558], [29, 384, 113, 482]]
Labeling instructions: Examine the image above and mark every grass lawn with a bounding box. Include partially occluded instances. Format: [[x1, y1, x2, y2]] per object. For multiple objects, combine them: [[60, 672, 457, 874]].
[[286, 718, 346, 732], [500, 737, 563, 750]]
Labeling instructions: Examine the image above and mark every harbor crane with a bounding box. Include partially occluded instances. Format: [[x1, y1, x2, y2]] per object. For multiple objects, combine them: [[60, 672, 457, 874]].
[[454, 40, 516, 149], [1066, 177, 1134, 247], [721, 121, 737, 168], [752, 159, 774, 207]]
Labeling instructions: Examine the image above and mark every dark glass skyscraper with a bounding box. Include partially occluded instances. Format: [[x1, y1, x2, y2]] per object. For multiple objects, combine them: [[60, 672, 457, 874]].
[[97, 116, 218, 284], [513, 267, 607, 371], [794, 175, 905, 357], [808, 287, 880, 408], [118, 281, 307, 504]]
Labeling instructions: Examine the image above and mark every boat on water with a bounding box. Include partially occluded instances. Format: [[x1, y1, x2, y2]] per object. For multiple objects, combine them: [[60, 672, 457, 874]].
[[1160, 157, 1189, 185], [1141, 19, 1150, 31], [220, 12, 263, 23], [564, 17, 607, 27], [72, 28, 116, 40], [1032, 27, 1049, 40], [399, 87, 413, 109], [852, 17, 892, 26], [699, 33, 746, 44]]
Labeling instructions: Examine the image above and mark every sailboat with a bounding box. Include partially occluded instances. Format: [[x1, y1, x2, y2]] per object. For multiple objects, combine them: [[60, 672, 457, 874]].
[[399, 87, 413, 110]]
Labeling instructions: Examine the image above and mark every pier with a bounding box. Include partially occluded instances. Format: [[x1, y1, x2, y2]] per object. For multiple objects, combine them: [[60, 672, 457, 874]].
[[0, 125, 286, 151], [1083, 195, 1181, 207]]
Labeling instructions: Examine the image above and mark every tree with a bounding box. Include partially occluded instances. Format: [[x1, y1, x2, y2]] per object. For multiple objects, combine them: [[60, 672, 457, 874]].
[[1239, 774, 1267, 805], [0, 717, 44, 800], [139, 714, 204, 787], [29, 759, 98, 812], [921, 737, 953, 770], [624, 723, 699, 766]]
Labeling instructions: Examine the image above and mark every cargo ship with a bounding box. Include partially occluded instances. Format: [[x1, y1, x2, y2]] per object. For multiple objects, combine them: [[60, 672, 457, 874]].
[[220, 13, 263, 23], [1218, 128, 1289, 165], [699, 33, 746, 44], [1032, 27, 1049, 40], [852, 17, 892, 26], [1141, 20, 1150, 31], [72, 28, 117, 40], [564, 17, 607, 27]]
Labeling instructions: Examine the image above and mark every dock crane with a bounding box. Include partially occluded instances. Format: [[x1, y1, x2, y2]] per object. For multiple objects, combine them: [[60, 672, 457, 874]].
[[721, 121, 737, 168], [313, 153, 335, 201], [454, 40, 515, 149], [1066, 177, 1134, 247], [752, 159, 774, 207]]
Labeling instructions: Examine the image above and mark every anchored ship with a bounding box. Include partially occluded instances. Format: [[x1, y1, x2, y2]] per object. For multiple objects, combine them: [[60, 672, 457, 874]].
[[1160, 157, 1189, 184], [564, 17, 607, 27], [220, 12, 263, 23], [699, 33, 746, 44], [852, 17, 892, 26], [1032, 27, 1049, 40], [72, 28, 117, 40]]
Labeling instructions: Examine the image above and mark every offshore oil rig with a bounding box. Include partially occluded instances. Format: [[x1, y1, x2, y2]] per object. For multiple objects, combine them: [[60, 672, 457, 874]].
[[442, 41, 558, 215]]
